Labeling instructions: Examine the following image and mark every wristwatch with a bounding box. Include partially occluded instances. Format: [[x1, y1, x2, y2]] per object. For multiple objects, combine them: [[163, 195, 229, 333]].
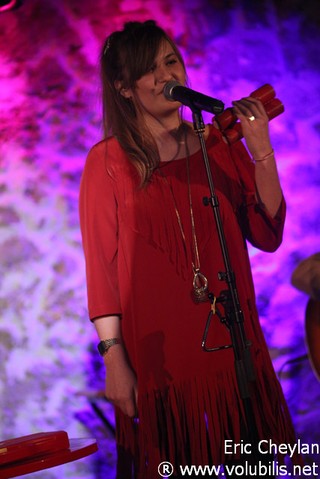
[[97, 338, 121, 356]]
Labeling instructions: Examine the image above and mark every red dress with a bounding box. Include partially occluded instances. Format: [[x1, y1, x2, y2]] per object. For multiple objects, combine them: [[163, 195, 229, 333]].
[[79, 125, 296, 478]]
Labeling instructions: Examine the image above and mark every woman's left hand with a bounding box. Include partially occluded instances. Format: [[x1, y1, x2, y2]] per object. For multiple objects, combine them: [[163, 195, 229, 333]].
[[232, 97, 272, 161]]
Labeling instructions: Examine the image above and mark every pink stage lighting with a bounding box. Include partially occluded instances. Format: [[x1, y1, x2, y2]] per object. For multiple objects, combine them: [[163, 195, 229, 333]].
[[0, 0, 18, 13]]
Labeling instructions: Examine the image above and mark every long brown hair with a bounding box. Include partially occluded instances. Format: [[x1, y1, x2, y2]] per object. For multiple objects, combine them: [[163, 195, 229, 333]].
[[100, 20, 185, 185]]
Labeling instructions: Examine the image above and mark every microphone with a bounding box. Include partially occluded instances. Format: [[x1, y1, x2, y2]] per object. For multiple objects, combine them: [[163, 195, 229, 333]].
[[163, 81, 224, 114]]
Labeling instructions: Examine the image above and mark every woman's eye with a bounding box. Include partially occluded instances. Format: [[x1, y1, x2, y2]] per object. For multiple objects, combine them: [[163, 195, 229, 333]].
[[167, 59, 177, 66]]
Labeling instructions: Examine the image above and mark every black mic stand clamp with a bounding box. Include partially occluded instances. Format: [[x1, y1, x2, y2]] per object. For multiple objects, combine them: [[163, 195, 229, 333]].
[[191, 108, 261, 460]]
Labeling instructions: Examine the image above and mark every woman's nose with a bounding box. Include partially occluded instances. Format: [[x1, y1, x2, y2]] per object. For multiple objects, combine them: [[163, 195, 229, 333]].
[[155, 65, 172, 83]]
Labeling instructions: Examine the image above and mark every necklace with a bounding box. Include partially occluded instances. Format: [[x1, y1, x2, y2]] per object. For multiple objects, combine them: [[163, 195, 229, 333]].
[[158, 126, 209, 303]]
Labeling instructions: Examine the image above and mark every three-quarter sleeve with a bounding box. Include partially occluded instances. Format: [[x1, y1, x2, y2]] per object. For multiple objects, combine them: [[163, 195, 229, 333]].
[[229, 140, 286, 252], [79, 142, 121, 320]]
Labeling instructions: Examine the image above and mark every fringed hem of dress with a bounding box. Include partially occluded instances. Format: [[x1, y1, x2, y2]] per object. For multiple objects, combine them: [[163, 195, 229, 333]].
[[114, 356, 299, 478]]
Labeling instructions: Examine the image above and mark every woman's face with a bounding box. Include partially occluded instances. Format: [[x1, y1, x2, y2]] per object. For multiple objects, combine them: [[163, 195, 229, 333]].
[[130, 40, 186, 121]]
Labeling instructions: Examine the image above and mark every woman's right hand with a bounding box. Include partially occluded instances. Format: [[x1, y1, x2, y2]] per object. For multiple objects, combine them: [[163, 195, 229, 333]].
[[104, 344, 138, 418]]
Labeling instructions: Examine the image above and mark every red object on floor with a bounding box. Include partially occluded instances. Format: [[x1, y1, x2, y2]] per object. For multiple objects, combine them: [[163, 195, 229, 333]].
[[0, 431, 97, 478]]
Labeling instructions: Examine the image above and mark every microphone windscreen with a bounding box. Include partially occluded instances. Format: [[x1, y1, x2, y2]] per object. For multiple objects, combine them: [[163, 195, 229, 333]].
[[163, 81, 181, 101]]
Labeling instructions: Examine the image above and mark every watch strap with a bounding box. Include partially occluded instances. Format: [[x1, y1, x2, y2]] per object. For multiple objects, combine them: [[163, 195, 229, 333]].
[[97, 338, 121, 356]]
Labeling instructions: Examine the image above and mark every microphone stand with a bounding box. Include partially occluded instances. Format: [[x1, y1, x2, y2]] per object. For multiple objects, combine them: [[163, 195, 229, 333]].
[[191, 108, 260, 460]]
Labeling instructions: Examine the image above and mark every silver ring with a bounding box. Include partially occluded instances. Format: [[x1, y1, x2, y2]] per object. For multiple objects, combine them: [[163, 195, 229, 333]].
[[248, 115, 255, 121]]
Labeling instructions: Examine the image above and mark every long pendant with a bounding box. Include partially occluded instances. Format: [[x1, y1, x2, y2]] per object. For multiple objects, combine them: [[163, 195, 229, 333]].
[[158, 126, 210, 304], [193, 269, 209, 303]]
